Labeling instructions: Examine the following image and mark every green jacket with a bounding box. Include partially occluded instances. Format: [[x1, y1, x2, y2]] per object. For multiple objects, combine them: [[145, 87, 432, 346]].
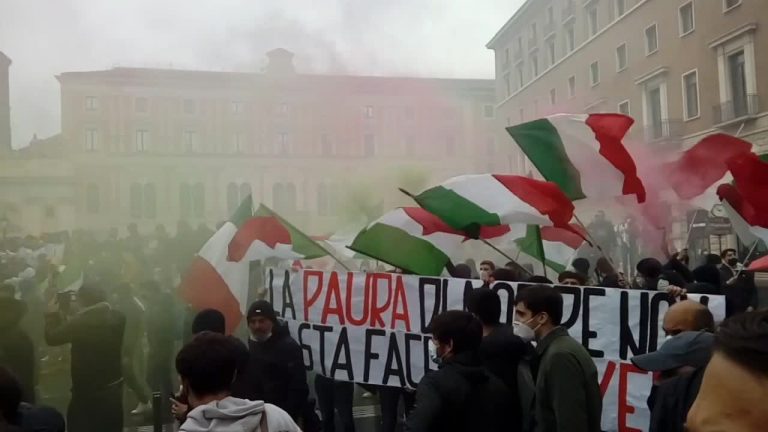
[[534, 327, 602, 432]]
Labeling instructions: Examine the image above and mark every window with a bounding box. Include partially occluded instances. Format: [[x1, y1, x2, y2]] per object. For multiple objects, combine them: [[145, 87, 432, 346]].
[[682, 70, 700, 120], [183, 130, 197, 153], [615, 0, 626, 17], [320, 134, 333, 156], [143, 183, 156, 219], [516, 66, 524, 88], [587, 6, 599, 37], [85, 96, 98, 111], [723, 0, 741, 11], [363, 134, 375, 157], [180, 183, 192, 215], [549, 88, 557, 105], [318, 183, 330, 216], [547, 6, 555, 25], [531, 54, 539, 77], [483, 104, 495, 118], [504, 73, 512, 96], [277, 133, 290, 155], [445, 136, 456, 156], [728, 50, 748, 118], [516, 36, 523, 54], [276, 103, 289, 115], [565, 25, 575, 53], [618, 100, 631, 115], [192, 183, 205, 218], [568, 76, 576, 98], [530, 22, 538, 45], [129, 183, 143, 218], [364, 105, 374, 119], [679, 2, 695, 36], [648, 85, 664, 138], [85, 128, 98, 151], [547, 39, 556, 66], [226, 183, 239, 214], [590, 61, 600, 86], [642, 79, 668, 140], [503, 47, 510, 67], [135, 97, 148, 113], [183, 99, 196, 115], [135, 129, 149, 152], [85, 183, 99, 214], [231, 101, 243, 114], [645, 24, 659, 55], [232, 133, 244, 153], [616, 43, 628, 72], [273, 183, 296, 213]]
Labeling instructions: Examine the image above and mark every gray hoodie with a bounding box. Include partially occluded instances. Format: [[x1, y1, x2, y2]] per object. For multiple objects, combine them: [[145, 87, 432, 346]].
[[180, 397, 301, 432]]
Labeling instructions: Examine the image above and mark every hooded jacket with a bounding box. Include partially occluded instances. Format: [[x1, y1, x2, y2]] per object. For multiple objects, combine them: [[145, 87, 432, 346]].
[[44, 302, 125, 393], [406, 351, 513, 432], [478, 324, 527, 432], [180, 397, 300, 432]]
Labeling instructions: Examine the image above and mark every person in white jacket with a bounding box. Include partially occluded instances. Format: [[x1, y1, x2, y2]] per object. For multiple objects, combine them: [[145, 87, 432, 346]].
[[174, 331, 301, 432]]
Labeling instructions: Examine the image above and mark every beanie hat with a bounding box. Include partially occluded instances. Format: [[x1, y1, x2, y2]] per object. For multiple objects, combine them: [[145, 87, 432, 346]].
[[192, 308, 226, 334], [247, 300, 277, 323]]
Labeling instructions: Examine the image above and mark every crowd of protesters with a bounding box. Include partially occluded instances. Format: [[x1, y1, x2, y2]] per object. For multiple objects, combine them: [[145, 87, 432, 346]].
[[0, 220, 766, 432]]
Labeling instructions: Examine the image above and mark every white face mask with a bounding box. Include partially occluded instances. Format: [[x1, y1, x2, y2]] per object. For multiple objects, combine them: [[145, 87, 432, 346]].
[[513, 316, 541, 342], [250, 332, 272, 342], [428, 341, 442, 365], [480, 270, 490, 281]]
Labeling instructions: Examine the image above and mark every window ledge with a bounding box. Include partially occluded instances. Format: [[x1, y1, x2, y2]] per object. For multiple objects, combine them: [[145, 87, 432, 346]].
[[684, 114, 701, 122], [646, 48, 659, 57], [714, 114, 758, 128], [679, 29, 695, 38]]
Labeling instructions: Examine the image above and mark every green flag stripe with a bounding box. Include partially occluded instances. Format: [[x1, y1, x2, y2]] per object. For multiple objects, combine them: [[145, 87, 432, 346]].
[[349, 223, 450, 276], [254, 204, 327, 259], [506, 119, 585, 200], [229, 195, 254, 227], [413, 185, 502, 238]]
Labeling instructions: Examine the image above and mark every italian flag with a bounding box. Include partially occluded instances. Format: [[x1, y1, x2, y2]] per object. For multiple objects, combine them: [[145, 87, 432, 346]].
[[409, 174, 577, 239], [349, 207, 468, 276], [506, 113, 646, 203], [514, 225, 587, 274], [717, 153, 768, 246], [179, 196, 327, 333], [664, 133, 752, 200]]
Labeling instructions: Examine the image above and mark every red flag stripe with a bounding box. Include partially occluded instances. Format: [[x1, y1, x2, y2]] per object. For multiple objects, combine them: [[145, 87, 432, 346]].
[[227, 217, 292, 262], [585, 114, 646, 203], [491, 175, 576, 229], [178, 257, 242, 335]]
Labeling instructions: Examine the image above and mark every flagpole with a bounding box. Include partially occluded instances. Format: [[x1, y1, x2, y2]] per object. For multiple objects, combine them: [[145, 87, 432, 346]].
[[735, 241, 760, 277], [480, 239, 533, 276], [260, 204, 352, 272], [534, 225, 549, 279]]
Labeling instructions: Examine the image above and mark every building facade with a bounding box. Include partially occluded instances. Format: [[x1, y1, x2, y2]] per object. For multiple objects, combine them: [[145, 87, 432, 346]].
[[1, 49, 513, 236], [487, 0, 768, 254]]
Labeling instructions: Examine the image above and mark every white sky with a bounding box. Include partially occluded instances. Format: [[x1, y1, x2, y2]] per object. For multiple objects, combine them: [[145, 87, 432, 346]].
[[0, 0, 524, 148]]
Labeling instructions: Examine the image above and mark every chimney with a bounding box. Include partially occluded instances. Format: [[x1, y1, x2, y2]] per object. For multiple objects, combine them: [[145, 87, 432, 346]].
[[0, 52, 11, 152], [265, 48, 295, 76]]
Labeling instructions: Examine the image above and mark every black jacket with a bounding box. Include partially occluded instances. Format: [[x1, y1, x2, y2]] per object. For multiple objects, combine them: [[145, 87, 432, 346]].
[[478, 325, 527, 432], [0, 298, 35, 403], [406, 351, 513, 432], [245, 322, 308, 420], [44, 303, 125, 393], [649, 368, 705, 432], [719, 265, 758, 316]]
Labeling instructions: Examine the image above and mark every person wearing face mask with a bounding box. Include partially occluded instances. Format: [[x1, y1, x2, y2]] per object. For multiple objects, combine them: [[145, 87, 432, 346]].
[[478, 260, 496, 284], [718, 248, 758, 317], [245, 300, 309, 424], [406, 310, 511, 432], [514, 285, 602, 432]]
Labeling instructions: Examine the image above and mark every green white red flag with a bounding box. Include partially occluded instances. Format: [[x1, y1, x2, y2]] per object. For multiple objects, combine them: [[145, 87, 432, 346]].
[[179, 196, 326, 333], [717, 153, 768, 246], [506, 113, 646, 203], [409, 174, 577, 239]]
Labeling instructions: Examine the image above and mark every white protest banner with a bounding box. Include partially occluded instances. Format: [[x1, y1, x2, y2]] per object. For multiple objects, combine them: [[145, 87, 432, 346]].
[[265, 268, 726, 432]]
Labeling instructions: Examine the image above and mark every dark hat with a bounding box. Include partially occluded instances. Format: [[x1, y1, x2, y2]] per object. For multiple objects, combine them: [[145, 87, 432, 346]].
[[192, 308, 226, 334], [631, 331, 714, 372], [247, 300, 277, 323]]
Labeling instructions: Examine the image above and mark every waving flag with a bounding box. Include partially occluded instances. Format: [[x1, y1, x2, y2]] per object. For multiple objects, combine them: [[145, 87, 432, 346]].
[[506, 113, 646, 203]]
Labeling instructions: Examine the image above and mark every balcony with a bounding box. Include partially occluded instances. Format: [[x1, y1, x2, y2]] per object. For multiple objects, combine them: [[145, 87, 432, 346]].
[[644, 120, 683, 150], [561, 2, 575, 22], [713, 94, 760, 126]]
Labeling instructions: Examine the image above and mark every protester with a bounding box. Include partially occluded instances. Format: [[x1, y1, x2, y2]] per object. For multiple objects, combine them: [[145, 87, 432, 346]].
[[0, 366, 65, 432], [663, 250, 694, 284], [571, 258, 592, 285], [140, 280, 176, 421], [113, 282, 151, 416], [557, 271, 585, 286], [467, 288, 526, 432], [44, 283, 125, 432], [718, 248, 758, 316], [599, 271, 629, 289], [687, 310, 768, 431], [514, 284, 602, 432], [593, 256, 615, 285], [488, 267, 518, 283], [631, 331, 714, 432], [448, 263, 472, 279], [315, 375, 356, 432], [245, 300, 309, 423], [0, 285, 35, 404], [526, 275, 553, 284], [662, 300, 715, 337], [406, 310, 512, 432], [685, 265, 722, 296], [174, 332, 300, 432], [479, 260, 496, 283]]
